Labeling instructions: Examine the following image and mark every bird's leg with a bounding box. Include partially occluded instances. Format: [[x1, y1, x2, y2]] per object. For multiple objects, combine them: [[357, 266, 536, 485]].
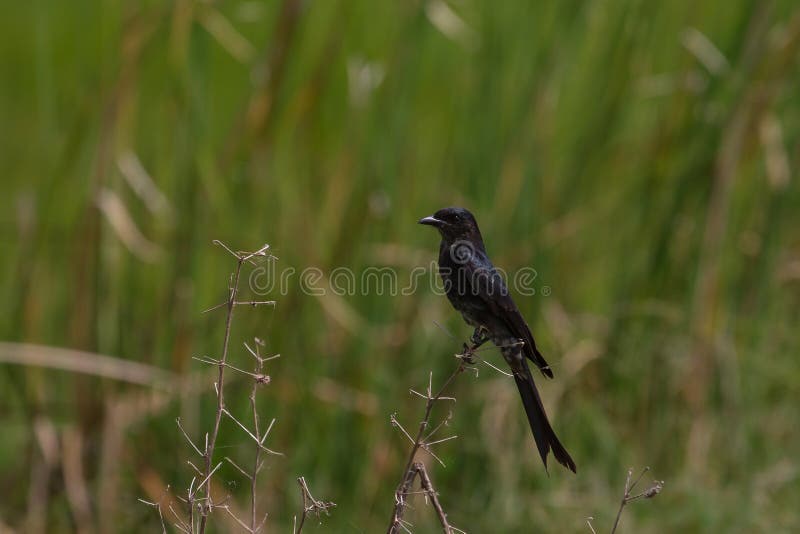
[[461, 327, 489, 364], [470, 326, 490, 348]]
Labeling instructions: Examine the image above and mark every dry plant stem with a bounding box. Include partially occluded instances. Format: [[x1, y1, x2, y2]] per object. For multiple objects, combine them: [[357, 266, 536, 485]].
[[415, 462, 453, 533], [611, 468, 641, 534], [197, 259, 243, 533], [610, 467, 664, 534], [294, 480, 309, 534], [247, 340, 269, 532], [197, 242, 272, 534], [250, 376, 262, 531], [138, 498, 168, 534], [295, 476, 336, 533], [387, 344, 476, 534]]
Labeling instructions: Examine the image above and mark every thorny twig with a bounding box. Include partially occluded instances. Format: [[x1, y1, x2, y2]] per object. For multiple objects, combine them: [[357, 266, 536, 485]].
[[294, 477, 336, 533], [609, 467, 664, 534], [138, 493, 168, 534], [387, 342, 480, 534], [150, 241, 275, 534], [197, 242, 272, 533], [415, 462, 466, 534], [245, 338, 275, 532]]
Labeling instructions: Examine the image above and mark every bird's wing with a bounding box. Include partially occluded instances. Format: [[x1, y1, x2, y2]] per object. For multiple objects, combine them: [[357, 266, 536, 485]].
[[466, 257, 554, 378]]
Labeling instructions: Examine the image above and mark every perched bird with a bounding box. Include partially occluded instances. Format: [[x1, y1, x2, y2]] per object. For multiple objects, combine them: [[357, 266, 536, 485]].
[[419, 207, 576, 473]]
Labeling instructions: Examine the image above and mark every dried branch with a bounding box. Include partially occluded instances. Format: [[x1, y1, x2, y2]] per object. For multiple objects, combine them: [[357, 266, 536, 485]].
[[138, 497, 168, 534], [176, 418, 204, 457], [609, 467, 664, 534], [141, 241, 327, 533], [415, 462, 462, 533], [294, 476, 336, 533], [193, 242, 274, 534], [387, 342, 479, 534], [246, 338, 270, 532]]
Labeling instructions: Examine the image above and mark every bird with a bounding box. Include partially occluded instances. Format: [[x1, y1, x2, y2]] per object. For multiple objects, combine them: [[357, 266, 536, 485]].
[[419, 207, 576, 473]]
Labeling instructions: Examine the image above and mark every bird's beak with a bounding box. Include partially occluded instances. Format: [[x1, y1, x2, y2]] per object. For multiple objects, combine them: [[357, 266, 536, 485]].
[[418, 215, 442, 227]]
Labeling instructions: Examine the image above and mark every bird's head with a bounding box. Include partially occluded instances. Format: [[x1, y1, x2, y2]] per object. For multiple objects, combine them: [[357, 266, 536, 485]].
[[418, 207, 484, 243]]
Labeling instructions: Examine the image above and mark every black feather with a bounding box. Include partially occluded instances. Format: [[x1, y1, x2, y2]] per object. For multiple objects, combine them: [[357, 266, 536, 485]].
[[514, 361, 576, 473]]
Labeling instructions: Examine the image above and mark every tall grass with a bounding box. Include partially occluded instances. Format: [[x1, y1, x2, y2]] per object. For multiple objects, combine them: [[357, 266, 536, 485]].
[[1, 0, 799, 531]]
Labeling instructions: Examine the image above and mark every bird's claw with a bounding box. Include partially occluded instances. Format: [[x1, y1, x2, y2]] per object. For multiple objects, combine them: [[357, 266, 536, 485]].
[[460, 343, 477, 364]]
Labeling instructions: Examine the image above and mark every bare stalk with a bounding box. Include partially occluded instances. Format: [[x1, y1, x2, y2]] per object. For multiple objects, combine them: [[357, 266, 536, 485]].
[[609, 467, 664, 534], [294, 477, 336, 533], [194, 242, 273, 534], [245, 338, 274, 532], [137, 497, 168, 534], [387, 343, 478, 534], [415, 462, 459, 533], [250, 352, 264, 531]]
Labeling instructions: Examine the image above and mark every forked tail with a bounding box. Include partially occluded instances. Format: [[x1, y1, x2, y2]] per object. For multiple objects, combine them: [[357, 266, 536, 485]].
[[513, 362, 576, 473]]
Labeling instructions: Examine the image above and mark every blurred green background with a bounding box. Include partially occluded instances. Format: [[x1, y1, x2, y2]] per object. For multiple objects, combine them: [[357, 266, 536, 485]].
[[2, 0, 799, 532]]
